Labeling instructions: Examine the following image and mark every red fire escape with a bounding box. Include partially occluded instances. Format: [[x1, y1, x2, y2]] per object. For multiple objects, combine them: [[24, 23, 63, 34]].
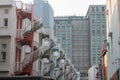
[[14, 1, 55, 76], [15, 1, 34, 75]]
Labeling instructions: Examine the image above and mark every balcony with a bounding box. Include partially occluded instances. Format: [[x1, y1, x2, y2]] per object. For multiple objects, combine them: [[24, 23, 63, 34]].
[[16, 23, 42, 45], [22, 47, 42, 68], [16, 29, 24, 39], [15, 1, 32, 19], [16, 29, 32, 46], [15, 62, 22, 74], [15, 47, 41, 75], [41, 39, 55, 59], [34, 41, 40, 50]]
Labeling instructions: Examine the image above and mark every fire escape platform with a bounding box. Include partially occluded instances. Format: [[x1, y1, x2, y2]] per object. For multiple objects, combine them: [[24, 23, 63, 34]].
[[16, 33, 33, 46], [16, 9, 32, 20]]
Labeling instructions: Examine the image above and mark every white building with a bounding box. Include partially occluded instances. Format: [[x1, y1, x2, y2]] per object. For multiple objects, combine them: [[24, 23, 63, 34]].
[[0, 0, 16, 76], [106, 0, 120, 79]]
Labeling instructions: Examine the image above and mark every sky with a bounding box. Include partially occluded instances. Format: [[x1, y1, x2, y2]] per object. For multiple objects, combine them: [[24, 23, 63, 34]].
[[22, 0, 106, 16]]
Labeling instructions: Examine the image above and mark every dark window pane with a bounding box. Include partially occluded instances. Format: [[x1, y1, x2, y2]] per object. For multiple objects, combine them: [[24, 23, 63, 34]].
[[4, 18, 8, 26]]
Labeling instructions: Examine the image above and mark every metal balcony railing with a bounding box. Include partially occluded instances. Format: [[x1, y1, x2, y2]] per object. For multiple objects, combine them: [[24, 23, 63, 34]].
[[21, 47, 41, 69], [16, 38, 55, 72], [15, 62, 22, 72], [34, 41, 40, 49], [22, 53, 31, 68], [15, 1, 32, 13], [32, 47, 41, 61], [16, 29, 24, 39], [16, 29, 33, 38]]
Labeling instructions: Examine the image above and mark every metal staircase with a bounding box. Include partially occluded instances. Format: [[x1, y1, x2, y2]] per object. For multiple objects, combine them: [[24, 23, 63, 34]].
[[15, 39, 55, 75]]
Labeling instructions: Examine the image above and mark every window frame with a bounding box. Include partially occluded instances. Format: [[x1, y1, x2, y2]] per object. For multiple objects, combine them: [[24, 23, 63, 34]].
[[4, 18, 8, 27]]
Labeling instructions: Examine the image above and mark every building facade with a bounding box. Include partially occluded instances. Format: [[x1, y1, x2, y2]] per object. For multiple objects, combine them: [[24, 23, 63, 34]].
[[71, 16, 90, 80], [86, 5, 106, 66], [54, 16, 90, 80], [54, 17, 72, 60], [54, 5, 106, 80], [0, 0, 16, 76], [106, 0, 120, 80]]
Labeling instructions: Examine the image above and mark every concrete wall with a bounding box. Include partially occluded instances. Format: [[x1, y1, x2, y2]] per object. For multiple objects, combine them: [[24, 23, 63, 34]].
[[0, 0, 14, 6], [0, 0, 16, 76], [0, 6, 16, 36], [0, 36, 15, 76]]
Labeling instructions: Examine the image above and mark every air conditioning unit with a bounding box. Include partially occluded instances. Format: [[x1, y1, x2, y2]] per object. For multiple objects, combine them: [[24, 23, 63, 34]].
[[108, 32, 112, 37]]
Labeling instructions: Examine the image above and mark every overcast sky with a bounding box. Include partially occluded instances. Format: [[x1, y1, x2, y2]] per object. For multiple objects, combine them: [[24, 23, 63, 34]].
[[22, 0, 106, 16]]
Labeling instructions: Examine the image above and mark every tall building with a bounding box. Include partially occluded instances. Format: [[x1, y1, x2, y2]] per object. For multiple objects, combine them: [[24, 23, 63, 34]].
[[54, 17, 72, 60], [34, 0, 54, 35], [54, 16, 90, 80], [106, 0, 120, 79], [54, 5, 106, 80], [86, 5, 106, 66], [71, 16, 90, 79]]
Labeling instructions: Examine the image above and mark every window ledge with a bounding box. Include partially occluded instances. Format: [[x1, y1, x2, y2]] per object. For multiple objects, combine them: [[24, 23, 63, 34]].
[[0, 26, 8, 28], [0, 60, 6, 62]]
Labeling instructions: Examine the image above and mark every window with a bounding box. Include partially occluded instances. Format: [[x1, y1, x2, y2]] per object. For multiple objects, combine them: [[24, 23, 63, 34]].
[[62, 36, 66, 40], [4, 9, 9, 14], [2, 44, 7, 49], [93, 57, 96, 61], [1, 52, 6, 61], [96, 14, 100, 18], [4, 18, 8, 26], [97, 30, 100, 35], [97, 19, 101, 23], [96, 7, 98, 12], [92, 7, 95, 12], [102, 7, 105, 12], [102, 25, 105, 28], [92, 20, 95, 23]]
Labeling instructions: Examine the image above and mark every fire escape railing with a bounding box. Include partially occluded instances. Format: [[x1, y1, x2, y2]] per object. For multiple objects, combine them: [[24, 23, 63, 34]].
[[16, 29, 24, 39], [15, 1, 32, 13], [20, 39, 55, 71], [21, 46, 41, 69]]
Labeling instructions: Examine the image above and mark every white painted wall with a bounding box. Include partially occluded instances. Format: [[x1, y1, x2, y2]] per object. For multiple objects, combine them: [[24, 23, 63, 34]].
[[106, 0, 120, 79], [0, 7, 16, 36], [0, 0, 16, 76], [88, 64, 99, 80]]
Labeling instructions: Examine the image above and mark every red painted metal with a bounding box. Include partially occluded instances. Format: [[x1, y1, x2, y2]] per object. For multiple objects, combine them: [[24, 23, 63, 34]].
[[111, 72, 117, 80], [15, 1, 34, 75]]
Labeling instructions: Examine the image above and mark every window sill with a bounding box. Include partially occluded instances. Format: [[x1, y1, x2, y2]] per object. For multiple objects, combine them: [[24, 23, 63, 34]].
[[0, 60, 6, 62], [0, 26, 8, 28]]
